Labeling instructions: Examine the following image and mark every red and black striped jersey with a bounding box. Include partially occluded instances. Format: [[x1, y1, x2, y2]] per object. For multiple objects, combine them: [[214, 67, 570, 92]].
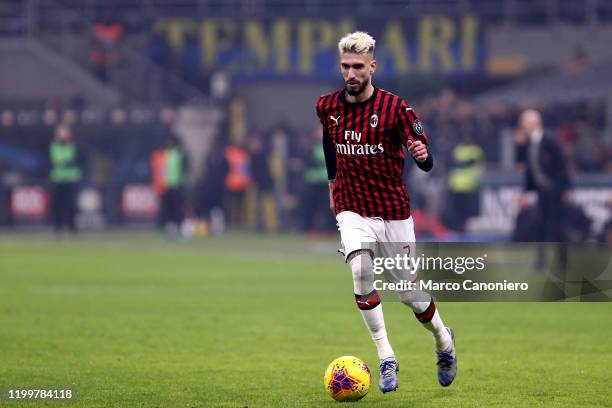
[[316, 86, 429, 220]]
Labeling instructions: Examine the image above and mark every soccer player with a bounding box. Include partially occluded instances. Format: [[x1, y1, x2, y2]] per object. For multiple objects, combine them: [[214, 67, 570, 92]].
[[316, 32, 457, 392]]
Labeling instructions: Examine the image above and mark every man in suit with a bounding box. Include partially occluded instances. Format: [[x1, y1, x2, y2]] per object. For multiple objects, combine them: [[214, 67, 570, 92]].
[[518, 109, 570, 242], [516, 109, 570, 270]]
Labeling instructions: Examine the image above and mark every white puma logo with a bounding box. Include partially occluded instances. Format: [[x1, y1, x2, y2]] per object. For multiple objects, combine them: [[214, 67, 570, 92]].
[[330, 115, 340, 126]]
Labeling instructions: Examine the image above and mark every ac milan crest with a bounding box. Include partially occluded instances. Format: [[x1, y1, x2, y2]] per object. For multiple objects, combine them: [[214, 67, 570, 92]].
[[412, 119, 424, 136], [369, 113, 378, 128]]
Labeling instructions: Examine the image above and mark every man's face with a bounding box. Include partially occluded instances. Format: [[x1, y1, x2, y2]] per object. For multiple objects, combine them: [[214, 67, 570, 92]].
[[519, 116, 534, 135], [56, 126, 72, 142], [340, 52, 376, 96], [518, 111, 541, 136]]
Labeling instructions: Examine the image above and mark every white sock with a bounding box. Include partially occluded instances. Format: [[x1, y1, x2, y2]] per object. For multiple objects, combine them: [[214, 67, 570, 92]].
[[399, 292, 452, 353], [349, 253, 395, 360], [422, 310, 453, 353], [360, 304, 395, 361]]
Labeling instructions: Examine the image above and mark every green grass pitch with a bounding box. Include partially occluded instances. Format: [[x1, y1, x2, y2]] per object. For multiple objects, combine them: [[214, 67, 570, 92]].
[[1, 232, 611, 407]]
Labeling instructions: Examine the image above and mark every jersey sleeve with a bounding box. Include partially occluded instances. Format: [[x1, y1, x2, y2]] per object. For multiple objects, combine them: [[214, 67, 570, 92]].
[[316, 96, 337, 180], [395, 99, 429, 146], [322, 130, 337, 180], [316, 96, 326, 126]]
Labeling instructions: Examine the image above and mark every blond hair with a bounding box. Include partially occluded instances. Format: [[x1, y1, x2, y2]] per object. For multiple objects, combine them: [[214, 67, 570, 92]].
[[338, 31, 375, 55]]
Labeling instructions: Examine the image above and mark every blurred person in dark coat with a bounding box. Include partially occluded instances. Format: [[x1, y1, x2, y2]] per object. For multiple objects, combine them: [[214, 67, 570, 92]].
[[49, 124, 83, 237], [248, 134, 278, 233], [199, 138, 228, 217], [516, 109, 571, 270], [517, 109, 571, 242], [196, 137, 229, 235]]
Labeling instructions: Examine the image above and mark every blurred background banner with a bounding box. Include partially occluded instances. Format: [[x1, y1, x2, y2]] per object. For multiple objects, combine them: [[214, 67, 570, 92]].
[[0, 0, 611, 243], [151, 14, 484, 79]]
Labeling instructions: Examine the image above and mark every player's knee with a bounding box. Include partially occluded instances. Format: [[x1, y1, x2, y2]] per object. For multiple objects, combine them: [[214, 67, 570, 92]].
[[398, 290, 431, 313], [348, 250, 375, 295], [349, 252, 372, 281]]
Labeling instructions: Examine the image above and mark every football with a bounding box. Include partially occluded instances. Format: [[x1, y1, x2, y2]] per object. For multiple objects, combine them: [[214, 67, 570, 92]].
[[324, 356, 371, 402]]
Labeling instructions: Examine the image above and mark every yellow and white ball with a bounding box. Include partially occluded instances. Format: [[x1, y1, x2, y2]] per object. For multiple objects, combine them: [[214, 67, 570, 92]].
[[324, 356, 371, 402]]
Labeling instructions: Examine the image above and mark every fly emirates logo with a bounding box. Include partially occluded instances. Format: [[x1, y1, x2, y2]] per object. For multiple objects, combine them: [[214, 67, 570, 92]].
[[336, 130, 384, 155]]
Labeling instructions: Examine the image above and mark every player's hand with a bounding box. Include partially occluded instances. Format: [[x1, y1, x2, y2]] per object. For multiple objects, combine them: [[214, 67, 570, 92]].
[[328, 181, 335, 214], [407, 140, 428, 162]]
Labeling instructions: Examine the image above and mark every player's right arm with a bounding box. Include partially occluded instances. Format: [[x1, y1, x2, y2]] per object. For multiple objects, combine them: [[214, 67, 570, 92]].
[[322, 130, 337, 213], [316, 96, 337, 213]]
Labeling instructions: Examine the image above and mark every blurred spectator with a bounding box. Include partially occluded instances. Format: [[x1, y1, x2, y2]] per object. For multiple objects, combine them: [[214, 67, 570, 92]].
[[151, 135, 188, 236], [224, 140, 252, 228], [301, 130, 335, 233], [516, 109, 572, 270], [89, 22, 124, 82], [248, 134, 278, 233], [286, 130, 310, 231], [50, 124, 83, 237], [197, 137, 229, 234], [444, 134, 485, 232]]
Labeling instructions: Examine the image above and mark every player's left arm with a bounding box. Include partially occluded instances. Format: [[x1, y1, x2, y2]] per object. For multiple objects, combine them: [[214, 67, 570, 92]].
[[396, 100, 433, 172]]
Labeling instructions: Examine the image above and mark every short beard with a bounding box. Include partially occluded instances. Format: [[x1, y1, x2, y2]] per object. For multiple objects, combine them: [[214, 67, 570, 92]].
[[345, 81, 367, 97]]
